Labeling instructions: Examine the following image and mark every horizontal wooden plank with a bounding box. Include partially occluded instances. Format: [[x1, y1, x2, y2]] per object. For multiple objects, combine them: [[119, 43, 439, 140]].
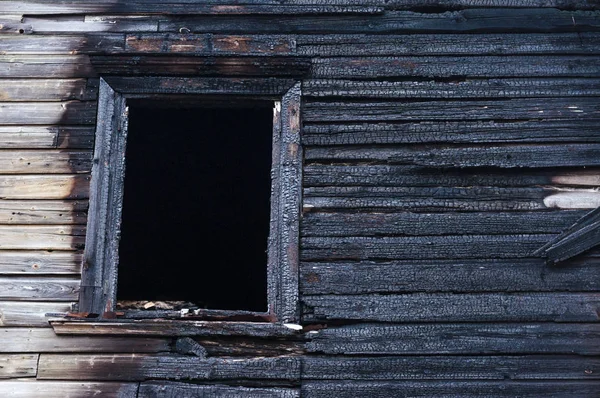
[[303, 78, 600, 99], [299, 256, 600, 294], [297, 33, 600, 56], [0, 301, 73, 326], [0, 79, 97, 101], [0, 102, 96, 125], [18, 15, 159, 34], [303, 355, 600, 380], [51, 320, 303, 337], [0, 175, 90, 199], [0, 55, 95, 78], [0, 251, 82, 274], [0, 328, 170, 353], [303, 293, 600, 322], [302, 119, 600, 145], [159, 9, 600, 34], [38, 354, 300, 381], [303, 186, 592, 212], [0, 200, 87, 225], [0, 225, 85, 250], [0, 354, 38, 379], [139, 382, 299, 398], [0, 277, 79, 300], [0, 35, 124, 55], [0, 381, 137, 398], [301, 381, 600, 398], [304, 98, 600, 122], [0, 126, 95, 149], [0, 150, 91, 174], [312, 55, 600, 78], [301, 235, 550, 261], [301, 211, 587, 237], [304, 165, 600, 188], [305, 323, 600, 355]]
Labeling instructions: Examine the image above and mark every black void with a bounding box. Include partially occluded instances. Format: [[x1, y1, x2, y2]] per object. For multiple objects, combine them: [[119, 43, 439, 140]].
[[117, 103, 273, 312]]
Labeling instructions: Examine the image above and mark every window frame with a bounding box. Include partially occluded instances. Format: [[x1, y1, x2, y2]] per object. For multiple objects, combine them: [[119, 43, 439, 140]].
[[78, 77, 302, 324]]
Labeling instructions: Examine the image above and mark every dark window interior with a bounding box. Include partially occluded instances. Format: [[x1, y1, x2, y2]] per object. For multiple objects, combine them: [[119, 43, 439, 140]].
[[117, 104, 273, 312]]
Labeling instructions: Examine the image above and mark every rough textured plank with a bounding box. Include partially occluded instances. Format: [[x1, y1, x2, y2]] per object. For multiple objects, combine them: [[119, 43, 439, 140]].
[[301, 381, 600, 398], [299, 256, 600, 294], [0, 225, 85, 250], [546, 220, 600, 264], [0, 79, 97, 101], [38, 354, 301, 381], [302, 355, 600, 380], [0, 102, 96, 125], [0, 55, 95, 78], [0, 355, 38, 379], [0, 126, 95, 149], [297, 33, 600, 56], [139, 382, 299, 398], [0, 35, 124, 55], [0, 200, 87, 225], [304, 98, 600, 122], [303, 78, 600, 99], [0, 301, 73, 326], [303, 293, 600, 322], [18, 15, 159, 34], [0, 150, 91, 174], [302, 119, 600, 145], [0, 277, 79, 300], [0, 175, 90, 199], [0, 381, 138, 398], [0, 251, 82, 275], [0, 328, 170, 353], [51, 320, 302, 337], [305, 323, 600, 355]]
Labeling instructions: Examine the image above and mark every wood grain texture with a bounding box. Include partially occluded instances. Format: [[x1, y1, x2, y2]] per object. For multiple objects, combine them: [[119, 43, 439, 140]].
[[0, 175, 89, 200], [305, 323, 600, 355], [0, 301, 73, 326], [299, 256, 600, 294], [0, 200, 87, 225], [0, 355, 38, 379], [38, 354, 301, 381], [0, 55, 95, 78], [0, 102, 96, 125], [0, 126, 95, 149], [0, 35, 124, 55], [0, 150, 91, 174], [0, 277, 79, 300], [0, 79, 97, 101], [0, 328, 170, 353], [0, 251, 82, 275], [139, 382, 299, 398], [0, 381, 138, 398], [0, 225, 85, 250]]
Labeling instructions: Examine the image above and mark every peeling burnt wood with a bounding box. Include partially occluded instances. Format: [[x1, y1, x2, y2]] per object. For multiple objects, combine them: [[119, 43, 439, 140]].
[[38, 354, 301, 381], [297, 33, 600, 56], [305, 144, 600, 168], [0, 225, 85, 250], [0, 328, 170, 353], [300, 256, 600, 295], [0, 277, 79, 300], [0, 126, 95, 149], [0, 302, 73, 326], [301, 235, 550, 261], [0, 200, 87, 225], [305, 323, 600, 355], [302, 355, 600, 380], [303, 78, 600, 99], [50, 319, 303, 337], [139, 382, 299, 398], [0, 354, 38, 379], [303, 186, 576, 212], [0, 381, 138, 398], [301, 380, 600, 398], [545, 221, 600, 264], [0, 79, 97, 101], [0, 175, 90, 199], [90, 55, 311, 77], [104, 76, 297, 96], [0, 102, 96, 125], [538, 207, 600, 252], [312, 56, 600, 79], [303, 98, 600, 122], [0, 251, 82, 275], [301, 119, 600, 146], [302, 293, 600, 322], [174, 337, 207, 357], [159, 9, 600, 34], [301, 211, 587, 237], [194, 337, 305, 357], [0, 150, 91, 174], [0, 55, 95, 78], [304, 166, 600, 188]]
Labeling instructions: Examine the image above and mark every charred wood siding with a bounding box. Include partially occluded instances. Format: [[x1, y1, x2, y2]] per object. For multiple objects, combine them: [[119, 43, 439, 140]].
[[0, 1, 599, 396]]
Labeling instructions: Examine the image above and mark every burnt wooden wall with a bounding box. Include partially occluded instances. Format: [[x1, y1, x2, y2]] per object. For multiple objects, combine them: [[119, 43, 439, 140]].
[[1, 0, 600, 396]]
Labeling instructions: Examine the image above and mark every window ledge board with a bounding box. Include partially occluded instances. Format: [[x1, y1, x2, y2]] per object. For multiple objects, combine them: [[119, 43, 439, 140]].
[[49, 318, 303, 337]]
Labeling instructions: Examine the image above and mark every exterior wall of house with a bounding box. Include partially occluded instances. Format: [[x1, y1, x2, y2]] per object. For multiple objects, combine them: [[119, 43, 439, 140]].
[[0, 1, 599, 396]]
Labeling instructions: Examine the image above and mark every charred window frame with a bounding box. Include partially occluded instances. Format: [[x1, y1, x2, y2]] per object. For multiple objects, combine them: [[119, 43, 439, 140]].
[[78, 77, 302, 324]]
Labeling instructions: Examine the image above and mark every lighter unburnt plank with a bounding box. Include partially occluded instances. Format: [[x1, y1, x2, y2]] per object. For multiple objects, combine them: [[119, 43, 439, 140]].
[[0, 251, 83, 274], [0, 277, 79, 300], [0, 55, 95, 78], [0, 355, 38, 379], [0, 126, 95, 149], [0, 150, 91, 173], [0, 79, 97, 101], [0, 200, 87, 225], [0, 381, 138, 398], [0, 175, 90, 199], [0, 225, 85, 250], [0, 102, 96, 125], [0, 302, 73, 326], [0, 35, 124, 55]]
